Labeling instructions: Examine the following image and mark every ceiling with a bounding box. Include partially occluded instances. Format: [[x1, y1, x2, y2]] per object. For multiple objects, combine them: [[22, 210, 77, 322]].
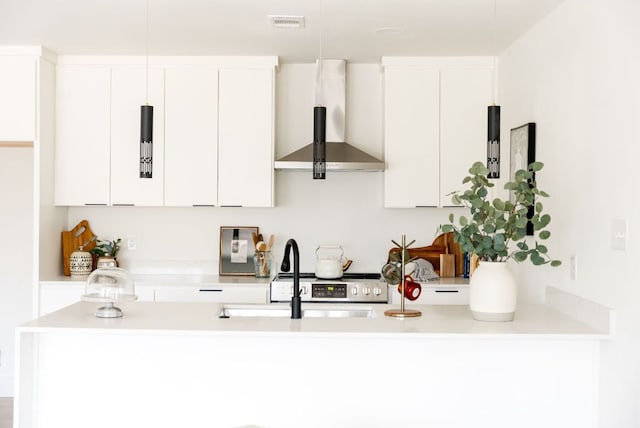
[[0, 0, 564, 63]]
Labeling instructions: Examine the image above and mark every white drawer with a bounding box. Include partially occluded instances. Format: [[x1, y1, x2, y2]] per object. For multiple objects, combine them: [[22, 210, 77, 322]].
[[389, 282, 469, 305]]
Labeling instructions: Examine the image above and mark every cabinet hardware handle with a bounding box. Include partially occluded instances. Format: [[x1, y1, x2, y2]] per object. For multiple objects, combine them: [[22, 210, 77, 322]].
[[220, 205, 243, 208], [199, 289, 223, 292], [112, 204, 135, 206], [192, 204, 216, 207], [435, 290, 459, 293], [415, 205, 437, 208], [84, 203, 107, 206]]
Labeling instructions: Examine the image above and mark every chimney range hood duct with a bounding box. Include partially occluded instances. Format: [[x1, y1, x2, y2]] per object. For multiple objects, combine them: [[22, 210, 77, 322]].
[[275, 59, 385, 172]]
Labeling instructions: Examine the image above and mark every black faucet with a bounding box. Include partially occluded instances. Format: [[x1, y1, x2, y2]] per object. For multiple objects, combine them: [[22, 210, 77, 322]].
[[280, 239, 302, 319]]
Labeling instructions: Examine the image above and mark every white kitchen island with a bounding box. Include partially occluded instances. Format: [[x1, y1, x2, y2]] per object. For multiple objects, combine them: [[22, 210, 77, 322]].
[[14, 289, 611, 428]]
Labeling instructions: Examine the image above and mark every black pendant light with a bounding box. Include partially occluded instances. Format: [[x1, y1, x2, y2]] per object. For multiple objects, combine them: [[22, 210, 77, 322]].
[[487, 105, 500, 179], [140, 0, 153, 179], [313, 105, 327, 179], [487, 0, 500, 179], [140, 104, 153, 178], [312, 0, 326, 180]]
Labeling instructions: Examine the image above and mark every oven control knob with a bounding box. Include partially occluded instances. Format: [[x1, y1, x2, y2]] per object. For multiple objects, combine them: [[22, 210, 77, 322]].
[[363, 287, 371, 296], [373, 287, 382, 296], [351, 287, 358, 295]]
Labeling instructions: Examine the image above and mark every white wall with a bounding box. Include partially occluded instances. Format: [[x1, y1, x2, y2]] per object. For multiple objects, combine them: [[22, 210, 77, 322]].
[[0, 147, 33, 395], [499, 0, 640, 426], [66, 63, 455, 275]]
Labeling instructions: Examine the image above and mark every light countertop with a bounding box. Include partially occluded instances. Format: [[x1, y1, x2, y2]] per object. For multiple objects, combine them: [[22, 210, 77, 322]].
[[18, 300, 611, 340]]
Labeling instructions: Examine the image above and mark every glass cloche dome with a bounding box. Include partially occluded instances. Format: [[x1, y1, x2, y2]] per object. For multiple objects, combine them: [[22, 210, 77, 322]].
[[82, 267, 137, 318]]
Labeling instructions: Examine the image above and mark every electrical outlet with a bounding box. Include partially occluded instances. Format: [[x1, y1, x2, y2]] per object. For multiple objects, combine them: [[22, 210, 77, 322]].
[[127, 236, 137, 251], [612, 218, 628, 251], [570, 255, 578, 281]]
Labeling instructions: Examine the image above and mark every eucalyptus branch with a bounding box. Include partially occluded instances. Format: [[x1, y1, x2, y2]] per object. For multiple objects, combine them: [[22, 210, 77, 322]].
[[441, 161, 561, 267]]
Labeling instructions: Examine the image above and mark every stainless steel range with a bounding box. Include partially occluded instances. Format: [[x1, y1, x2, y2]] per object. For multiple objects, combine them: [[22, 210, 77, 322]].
[[270, 273, 388, 303]]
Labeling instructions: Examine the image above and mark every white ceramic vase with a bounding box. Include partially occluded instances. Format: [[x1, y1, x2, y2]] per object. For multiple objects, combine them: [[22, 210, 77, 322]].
[[469, 261, 517, 322], [96, 256, 117, 269]]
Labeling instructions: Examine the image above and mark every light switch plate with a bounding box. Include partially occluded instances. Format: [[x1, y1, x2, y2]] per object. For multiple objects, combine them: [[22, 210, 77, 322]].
[[612, 218, 628, 251], [127, 236, 137, 251]]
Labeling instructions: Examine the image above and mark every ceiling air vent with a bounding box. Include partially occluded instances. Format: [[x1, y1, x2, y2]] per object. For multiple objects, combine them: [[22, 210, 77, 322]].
[[268, 15, 305, 29]]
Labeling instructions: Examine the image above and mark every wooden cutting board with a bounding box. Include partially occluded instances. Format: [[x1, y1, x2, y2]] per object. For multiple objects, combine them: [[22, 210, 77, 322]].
[[61, 220, 96, 276], [387, 232, 463, 276]]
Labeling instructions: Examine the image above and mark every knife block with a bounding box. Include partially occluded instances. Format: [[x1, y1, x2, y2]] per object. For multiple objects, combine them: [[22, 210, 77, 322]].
[[439, 254, 456, 278]]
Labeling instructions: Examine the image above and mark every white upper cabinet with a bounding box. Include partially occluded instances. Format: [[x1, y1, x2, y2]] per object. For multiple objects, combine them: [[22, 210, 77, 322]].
[[54, 56, 277, 207], [0, 56, 36, 141], [164, 67, 219, 207], [55, 65, 111, 205], [110, 66, 165, 206], [439, 67, 493, 206], [383, 57, 494, 208], [218, 68, 274, 207], [384, 66, 440, 208]]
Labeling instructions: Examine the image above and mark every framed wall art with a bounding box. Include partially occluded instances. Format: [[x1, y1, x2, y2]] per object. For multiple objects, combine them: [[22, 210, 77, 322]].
[[219, 226, 259, 276], [509, 122, 536, 235]]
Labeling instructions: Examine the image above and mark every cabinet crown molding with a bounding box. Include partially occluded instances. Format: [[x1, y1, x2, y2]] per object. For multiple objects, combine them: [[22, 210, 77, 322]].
[[0, 45, 57, 63], [382, 56, 495, 68], [56, 55, 278, 68]]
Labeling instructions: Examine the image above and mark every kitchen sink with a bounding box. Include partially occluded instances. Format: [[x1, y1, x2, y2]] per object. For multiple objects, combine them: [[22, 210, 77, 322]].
[[218, 304, 376, 319]]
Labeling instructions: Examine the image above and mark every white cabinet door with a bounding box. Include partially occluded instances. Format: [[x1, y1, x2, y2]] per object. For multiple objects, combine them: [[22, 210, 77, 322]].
[[55, 66, 111, 206], [39, 284, 83, 316], [164, 67, 218, 206], [110, 67, 165, 206], [154, 286, 267, 304], [384, 67, 440, 208], [440, 68, 493, 206], [218, 68, 274, 207], [0, 56, 36, 141]]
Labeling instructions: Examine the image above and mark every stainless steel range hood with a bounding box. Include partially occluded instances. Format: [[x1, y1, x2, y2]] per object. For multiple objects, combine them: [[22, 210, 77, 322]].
[[275, 59, 384, 172]]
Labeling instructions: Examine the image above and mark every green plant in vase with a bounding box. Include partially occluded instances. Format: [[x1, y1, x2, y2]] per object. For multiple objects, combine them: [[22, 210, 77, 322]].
[[89, 238, 122, 269], [440, 161, 560, 321]]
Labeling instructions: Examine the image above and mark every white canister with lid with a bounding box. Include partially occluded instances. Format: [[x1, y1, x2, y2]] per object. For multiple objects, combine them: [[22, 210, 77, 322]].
[[70, 250, 93, 277]]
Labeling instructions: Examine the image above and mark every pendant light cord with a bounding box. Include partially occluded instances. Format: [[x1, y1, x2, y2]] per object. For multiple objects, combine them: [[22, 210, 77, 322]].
[[492, 0, 497, 106], [145, 0, 149, 105], [317, 0, 324, 106], [319, 0, 323, 62]]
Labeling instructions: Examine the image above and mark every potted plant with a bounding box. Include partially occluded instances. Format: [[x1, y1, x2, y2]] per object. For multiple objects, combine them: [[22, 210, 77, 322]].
[[89, 238, 122, 269], [441, 161, 560, 321]]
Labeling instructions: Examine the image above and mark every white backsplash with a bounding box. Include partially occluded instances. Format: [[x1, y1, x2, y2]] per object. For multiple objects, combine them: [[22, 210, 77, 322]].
[[68, 171, 456, 275]]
